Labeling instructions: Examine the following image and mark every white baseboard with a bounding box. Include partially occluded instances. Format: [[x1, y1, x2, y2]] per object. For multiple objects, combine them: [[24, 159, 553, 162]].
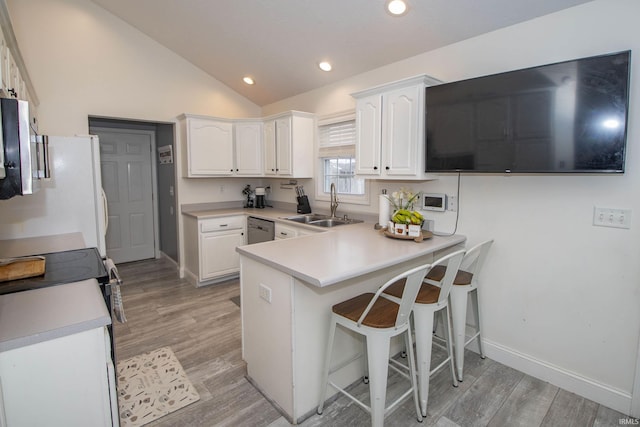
[[159, 252, 179, 269], [483, 338, 632, 416]]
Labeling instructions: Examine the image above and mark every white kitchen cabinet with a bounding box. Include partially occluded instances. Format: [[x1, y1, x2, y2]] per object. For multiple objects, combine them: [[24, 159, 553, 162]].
[[181, 115, 234, 177], [0, 9, 39, 106], [0, 326, 116, 427], [183, 215, 246, 286], [234, 120, 263, 175], [352, 75, 441, 180], [275, 222, 321, 239], [275, 222, 298, 239], [0, 30, 8, 97], [263, 111, 314, 178]]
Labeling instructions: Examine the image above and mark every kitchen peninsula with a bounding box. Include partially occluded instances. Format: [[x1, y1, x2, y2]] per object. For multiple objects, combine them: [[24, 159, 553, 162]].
[[236, 222, 465, 423]]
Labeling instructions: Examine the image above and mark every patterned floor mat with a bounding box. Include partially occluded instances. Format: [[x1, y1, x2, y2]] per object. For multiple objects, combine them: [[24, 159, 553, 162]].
[[117, 347, 200, 426]]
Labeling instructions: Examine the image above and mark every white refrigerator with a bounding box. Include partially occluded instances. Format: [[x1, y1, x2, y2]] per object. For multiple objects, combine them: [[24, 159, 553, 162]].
[[0, 135, 107, 256]]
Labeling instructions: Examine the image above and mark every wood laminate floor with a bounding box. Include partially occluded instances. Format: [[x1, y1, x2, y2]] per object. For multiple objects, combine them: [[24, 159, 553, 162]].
[[114, 258, 633, 427]]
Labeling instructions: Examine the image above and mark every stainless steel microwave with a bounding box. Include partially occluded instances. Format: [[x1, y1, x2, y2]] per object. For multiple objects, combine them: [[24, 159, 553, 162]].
[[0, 98, 48, 200]]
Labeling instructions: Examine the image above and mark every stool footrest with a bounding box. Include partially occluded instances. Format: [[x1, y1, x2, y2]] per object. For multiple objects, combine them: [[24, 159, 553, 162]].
[[328, 380, 371, 414]]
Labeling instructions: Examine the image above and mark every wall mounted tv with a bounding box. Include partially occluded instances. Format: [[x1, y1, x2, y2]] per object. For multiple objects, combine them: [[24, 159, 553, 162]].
[[425, 51, 630, 173]]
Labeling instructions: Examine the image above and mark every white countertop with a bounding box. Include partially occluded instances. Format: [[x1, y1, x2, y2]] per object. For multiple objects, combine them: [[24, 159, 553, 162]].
[[0, 279, 111, 352], [237, 221, 465, 287], [183, 206, 322, 227], [183, 205, 465, 287]]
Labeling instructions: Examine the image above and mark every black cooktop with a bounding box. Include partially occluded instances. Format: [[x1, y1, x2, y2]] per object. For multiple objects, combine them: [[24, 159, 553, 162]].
[[0, 247, 109, 295]]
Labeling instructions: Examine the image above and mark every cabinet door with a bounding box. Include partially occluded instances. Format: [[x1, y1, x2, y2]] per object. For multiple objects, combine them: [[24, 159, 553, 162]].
[[0, 33, 7, 96], [0, 328, 113, 427], [355, 94, 382, 175], [383, 85, 421, 176], [234, 122, 263, 175], [263, 120, 277, 176], [200, 229, 245, 279], [187, 119, 233, 176], [275, 117, 292, 176]]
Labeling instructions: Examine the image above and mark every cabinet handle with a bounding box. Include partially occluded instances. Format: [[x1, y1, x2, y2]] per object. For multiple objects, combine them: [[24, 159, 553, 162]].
[[230, 169, 233, 172], [385, 166, 390, 170], [220, 224, 228, 227], [373, 166, 378, 170]]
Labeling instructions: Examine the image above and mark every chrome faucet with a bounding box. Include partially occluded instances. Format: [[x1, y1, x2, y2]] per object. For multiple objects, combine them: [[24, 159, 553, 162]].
[[330, 182, 339, 218]]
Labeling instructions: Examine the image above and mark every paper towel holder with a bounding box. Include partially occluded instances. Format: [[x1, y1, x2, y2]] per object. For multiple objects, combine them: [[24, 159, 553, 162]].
[[374, 189, 389, 230]]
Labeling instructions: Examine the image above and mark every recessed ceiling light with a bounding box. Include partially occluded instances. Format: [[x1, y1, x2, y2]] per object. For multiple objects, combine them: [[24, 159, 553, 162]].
[[386, 0, 408, 16], [318, 61, 332, 72], [243, 76, 255, 85]]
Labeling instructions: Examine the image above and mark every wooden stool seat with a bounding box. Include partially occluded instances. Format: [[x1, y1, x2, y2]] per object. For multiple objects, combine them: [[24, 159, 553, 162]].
[[332, 293, 398, 328], [385, 278, 442, 304], [426, 265, 473, 285]]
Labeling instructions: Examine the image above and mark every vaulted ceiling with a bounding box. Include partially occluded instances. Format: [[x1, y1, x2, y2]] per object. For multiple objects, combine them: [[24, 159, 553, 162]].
[[90, 0, 594, 106]]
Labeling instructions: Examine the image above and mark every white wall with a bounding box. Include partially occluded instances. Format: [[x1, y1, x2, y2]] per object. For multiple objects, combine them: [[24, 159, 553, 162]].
[[5, 0, 265, 267], [263, 0, 640, 414]]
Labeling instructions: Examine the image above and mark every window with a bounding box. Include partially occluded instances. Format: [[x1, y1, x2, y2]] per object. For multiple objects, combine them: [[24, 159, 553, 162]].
[[316, 112, 369, 205], [323, 156, 365, 195]]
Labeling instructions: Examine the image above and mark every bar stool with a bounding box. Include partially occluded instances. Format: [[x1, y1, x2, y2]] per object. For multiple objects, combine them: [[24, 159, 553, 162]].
[[424, 240, 494, 382], [317, 264, 432, 427], [382, 250, 465, 417]]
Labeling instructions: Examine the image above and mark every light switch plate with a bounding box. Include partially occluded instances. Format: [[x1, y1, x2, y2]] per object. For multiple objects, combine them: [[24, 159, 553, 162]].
[[593, 207, 631, 229]]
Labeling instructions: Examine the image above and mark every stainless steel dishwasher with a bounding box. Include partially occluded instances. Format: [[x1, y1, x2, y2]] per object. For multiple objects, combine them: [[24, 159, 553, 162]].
[[247, 216, 275, 244]]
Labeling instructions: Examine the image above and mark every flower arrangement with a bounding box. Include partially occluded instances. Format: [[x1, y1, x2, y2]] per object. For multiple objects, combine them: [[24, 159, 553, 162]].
[[386, 188, 424, 236], [386, 188, 421, 212]]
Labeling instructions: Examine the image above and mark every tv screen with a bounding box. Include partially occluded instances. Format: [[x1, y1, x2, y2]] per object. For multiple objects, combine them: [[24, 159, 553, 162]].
[[425, 51, 630, 173]]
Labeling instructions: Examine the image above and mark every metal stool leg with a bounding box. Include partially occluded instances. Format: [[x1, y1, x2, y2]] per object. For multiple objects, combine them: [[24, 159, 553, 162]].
[[317, 316, 337, 414], [469, 288, 485, 358], [450, 286, 470, 382], [366, 333, 391, 427], [412, 307, 434, 416]]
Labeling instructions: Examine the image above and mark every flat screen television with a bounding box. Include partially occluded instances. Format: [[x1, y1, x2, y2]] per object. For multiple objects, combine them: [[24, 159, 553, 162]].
[[425, 51, 631, 173]]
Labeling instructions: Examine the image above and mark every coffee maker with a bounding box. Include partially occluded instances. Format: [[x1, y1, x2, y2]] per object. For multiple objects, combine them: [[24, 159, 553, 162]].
[[255, 187, 266, 209]]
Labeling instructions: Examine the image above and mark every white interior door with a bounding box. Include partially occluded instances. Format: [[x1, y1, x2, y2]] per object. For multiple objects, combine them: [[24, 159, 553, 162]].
[[97, 129, 156, 264]]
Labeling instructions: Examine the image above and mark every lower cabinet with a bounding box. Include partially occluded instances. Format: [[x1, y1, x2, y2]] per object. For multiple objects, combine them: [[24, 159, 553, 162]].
[[0, 327, 117, 427], [184, 215, 246, 286], [275, 223, 299, 240], [275, 222, 321, 239]]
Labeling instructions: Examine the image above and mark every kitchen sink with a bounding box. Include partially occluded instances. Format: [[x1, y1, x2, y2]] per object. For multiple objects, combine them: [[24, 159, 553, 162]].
[[281, 214, 363, 228], [282, 213, 331, 223]]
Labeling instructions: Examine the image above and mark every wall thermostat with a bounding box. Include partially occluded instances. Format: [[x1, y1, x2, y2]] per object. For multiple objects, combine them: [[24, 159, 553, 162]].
[[422, 193, 447, 212]]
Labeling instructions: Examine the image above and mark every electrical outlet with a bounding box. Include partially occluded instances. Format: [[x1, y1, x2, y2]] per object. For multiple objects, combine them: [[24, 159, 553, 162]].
[[259, 283, 272, 303], [593, 207, 631, 229], [447, 195, 458, 212]]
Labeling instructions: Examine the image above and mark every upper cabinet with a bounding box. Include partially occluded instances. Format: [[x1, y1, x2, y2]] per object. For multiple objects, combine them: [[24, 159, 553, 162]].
[[234, 120, 263, 176], [263, 111, 314, 178], [181, 115, 234, 177], [352, 75, 441, 180], [0, 4, 38, 108], [180, 111, 314, 178]]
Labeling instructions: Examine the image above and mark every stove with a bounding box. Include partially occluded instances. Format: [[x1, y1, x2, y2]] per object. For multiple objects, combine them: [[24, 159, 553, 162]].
[[0, 247, 108, 295]]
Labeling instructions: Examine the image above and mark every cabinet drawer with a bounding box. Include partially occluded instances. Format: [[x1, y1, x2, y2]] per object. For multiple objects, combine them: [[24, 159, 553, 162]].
[[200, 216, 244, 232], [275, 223, 298, 239]]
